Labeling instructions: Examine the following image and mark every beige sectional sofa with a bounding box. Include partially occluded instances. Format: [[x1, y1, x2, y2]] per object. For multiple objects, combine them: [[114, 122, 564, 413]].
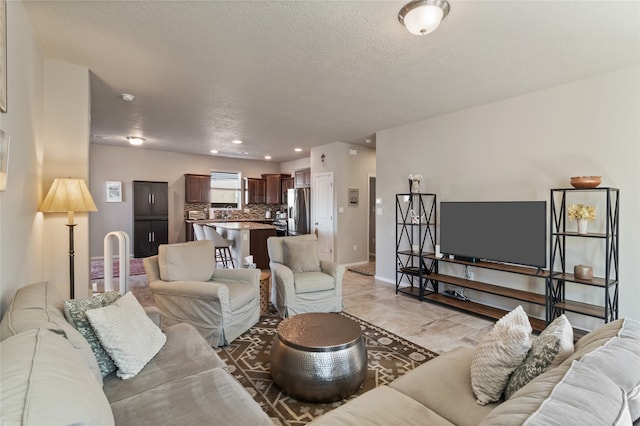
[[0, 281, 272, 425], [310, 317, 640, 426]]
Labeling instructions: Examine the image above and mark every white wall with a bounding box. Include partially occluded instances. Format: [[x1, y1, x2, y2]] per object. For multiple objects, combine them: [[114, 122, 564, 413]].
[[310, 142, 376, 264], [89, 144, 283, 257], [281, 157, 310, 175], [0, 0, 45, 314], [41, 60, 91, 299], [376, 66, 640, 328], [0, 2, 91, 311]]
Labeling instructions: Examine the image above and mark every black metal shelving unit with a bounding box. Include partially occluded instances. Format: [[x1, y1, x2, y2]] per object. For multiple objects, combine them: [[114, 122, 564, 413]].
[[549, 187, 619, 325], [395, 193, 437, 300]]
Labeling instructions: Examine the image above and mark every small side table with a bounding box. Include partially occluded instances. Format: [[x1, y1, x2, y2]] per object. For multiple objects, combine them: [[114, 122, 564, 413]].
[[259, 270, 271, 315]]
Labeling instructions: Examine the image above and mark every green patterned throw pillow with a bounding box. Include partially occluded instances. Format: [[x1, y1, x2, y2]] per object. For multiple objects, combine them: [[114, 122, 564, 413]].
[[504, 314, 574, 399], [64, 291, 121, 377]]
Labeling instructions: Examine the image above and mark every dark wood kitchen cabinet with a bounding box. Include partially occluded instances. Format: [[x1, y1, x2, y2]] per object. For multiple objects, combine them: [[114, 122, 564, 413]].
[[185, 174, 210, 203], [262, 174, 283, 205], [133, 181, 168, 257], [250, 228, 277, 269], [245, 178, 266, 204], [134, 220, 169, 258], [281, 176, 294, 204], [295, 169, 311, 188]]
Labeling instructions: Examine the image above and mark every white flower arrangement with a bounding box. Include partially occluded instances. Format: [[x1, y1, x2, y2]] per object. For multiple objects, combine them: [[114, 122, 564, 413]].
[[567, 204, 596, 221]]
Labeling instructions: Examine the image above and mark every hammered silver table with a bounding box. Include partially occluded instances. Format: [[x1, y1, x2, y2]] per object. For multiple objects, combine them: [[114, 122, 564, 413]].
[[270, 312, 367, 403]]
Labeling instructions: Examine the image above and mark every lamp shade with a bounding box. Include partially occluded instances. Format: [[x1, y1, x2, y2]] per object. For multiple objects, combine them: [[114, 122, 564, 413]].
[[39, 178, 97, 224], [399, 0, 450, 35]]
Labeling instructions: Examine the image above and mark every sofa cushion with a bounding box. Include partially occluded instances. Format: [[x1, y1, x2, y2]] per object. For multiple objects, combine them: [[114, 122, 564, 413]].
[[158, 240, 216, 282], [471, 305, 533, 405], [573, 318, 640, 422], [480, 361, 632, 426], [504, 314, 573, 399], [64, 291, 121, 378], [294, 272, 336, 294], [308, 385, 456, 426], [283, 238, 322, 273], [109, 367, 272, 425], [0, 281, 103, 385], [86, 292, 167, 379], [104, 323, 227, 402], [0, 328, 114, 425], [391, 346, 496, 426]]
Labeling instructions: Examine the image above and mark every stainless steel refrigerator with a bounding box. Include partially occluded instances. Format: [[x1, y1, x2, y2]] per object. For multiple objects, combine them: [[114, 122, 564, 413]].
[[287, 187, 310, 236]]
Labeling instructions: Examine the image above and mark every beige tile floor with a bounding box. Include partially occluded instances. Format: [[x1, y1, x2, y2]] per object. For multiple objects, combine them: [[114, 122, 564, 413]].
[[342, 270, 494, 354]]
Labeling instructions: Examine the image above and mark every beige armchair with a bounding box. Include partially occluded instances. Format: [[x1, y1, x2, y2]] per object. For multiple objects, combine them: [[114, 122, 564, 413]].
[[266, 234, 345, 318], [143, 240, 260, 347]]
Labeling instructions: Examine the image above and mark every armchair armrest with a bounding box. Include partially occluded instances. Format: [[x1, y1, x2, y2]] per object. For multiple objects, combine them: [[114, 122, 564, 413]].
[[319, 260, 344, 279], [320, 260, 345, 297], [270, 262, 296, 306], [149, 279, 230, 300], [148, 279, 232, 345], [212, 268, 260, 287]]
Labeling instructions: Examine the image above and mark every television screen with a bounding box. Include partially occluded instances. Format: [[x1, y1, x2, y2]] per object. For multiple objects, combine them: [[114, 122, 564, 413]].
[[440, 201, 547, 268]]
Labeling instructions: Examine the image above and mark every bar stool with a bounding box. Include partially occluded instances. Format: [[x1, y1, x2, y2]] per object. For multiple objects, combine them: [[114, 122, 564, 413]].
[[192, 223, 206, 241], [203, 225, 235, 268]]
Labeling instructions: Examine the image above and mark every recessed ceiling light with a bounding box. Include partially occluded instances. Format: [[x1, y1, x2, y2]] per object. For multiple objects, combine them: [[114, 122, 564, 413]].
[[242, 152, 249, 155], [365, 139, 372, 144], [210, 149, 218, 154], [127, 136, 145, 146], [121, 93, 135, 102], [294, 148, 302, 152], [265, 155, 272, 160], [232, 140, 243, 144]]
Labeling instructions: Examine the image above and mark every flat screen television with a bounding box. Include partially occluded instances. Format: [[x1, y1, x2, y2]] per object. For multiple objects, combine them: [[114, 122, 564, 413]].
[[440, 201, 547, 268]]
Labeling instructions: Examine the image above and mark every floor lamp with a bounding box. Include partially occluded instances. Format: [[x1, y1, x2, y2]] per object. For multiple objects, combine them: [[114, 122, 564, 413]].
[[39, 178, 97, 299]]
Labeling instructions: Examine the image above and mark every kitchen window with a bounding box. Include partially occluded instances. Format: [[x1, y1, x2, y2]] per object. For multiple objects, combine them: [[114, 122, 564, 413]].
[[210, 170, 242, 209]]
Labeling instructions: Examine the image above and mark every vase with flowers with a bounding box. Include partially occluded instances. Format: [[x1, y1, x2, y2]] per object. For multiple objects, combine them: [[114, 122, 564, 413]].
[[567, 204, 596, 235], [408, 174, 423, 193]]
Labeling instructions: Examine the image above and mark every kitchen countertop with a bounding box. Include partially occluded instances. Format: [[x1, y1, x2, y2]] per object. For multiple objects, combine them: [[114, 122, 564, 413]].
[[185, 219, 275, 224], [207, 221, 277, 230]]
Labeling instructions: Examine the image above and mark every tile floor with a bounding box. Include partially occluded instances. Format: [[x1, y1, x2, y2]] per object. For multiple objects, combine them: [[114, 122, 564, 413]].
[[342, 270, 494, 354]]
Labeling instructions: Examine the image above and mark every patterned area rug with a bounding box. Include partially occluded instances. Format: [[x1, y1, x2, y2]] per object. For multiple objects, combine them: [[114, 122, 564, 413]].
[[90, 258, 146, 280], [216, 311, 437, 425], [347, 262, 375, 276]]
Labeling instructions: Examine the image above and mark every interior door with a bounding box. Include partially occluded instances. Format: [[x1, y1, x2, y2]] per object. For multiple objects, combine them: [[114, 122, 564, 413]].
[[314, 172, 334, 262]]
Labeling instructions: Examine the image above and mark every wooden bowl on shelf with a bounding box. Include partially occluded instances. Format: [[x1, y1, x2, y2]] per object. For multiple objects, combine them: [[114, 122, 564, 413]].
[[570, 176, 601, 189]]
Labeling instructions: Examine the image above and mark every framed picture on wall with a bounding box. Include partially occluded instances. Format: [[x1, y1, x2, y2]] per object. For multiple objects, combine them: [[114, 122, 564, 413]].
[[106, 181, 122, 202], [348, 188, 359, 206]]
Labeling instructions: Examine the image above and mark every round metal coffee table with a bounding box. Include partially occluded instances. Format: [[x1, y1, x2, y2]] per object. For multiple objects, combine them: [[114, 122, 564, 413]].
[[270, 312, 367, 403]]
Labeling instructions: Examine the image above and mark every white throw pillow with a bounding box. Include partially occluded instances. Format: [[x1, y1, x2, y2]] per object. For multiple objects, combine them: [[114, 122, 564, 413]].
[[471, 305, 533, 405], [86, 292, 166, 379]]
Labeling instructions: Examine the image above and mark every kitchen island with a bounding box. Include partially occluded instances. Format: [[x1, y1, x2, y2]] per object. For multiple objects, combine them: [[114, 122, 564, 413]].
[[186, 220, 276, 269]]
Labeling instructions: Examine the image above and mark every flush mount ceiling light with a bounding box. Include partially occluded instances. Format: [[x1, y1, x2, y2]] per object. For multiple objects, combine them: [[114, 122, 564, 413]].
[[127, 136, 145, 146], [294, 148, 302, 152], [232, 139, 243, 144], [121, 93, 135, 102], [398, 0, 450, 35]]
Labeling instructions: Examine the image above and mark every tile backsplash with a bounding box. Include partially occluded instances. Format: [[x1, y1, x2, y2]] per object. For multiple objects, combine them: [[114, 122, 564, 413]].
[[184, 203, 286, 220]]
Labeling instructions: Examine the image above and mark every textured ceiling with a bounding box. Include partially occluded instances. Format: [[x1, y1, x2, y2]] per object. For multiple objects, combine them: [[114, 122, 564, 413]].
[[23, 1, 640, 162]]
